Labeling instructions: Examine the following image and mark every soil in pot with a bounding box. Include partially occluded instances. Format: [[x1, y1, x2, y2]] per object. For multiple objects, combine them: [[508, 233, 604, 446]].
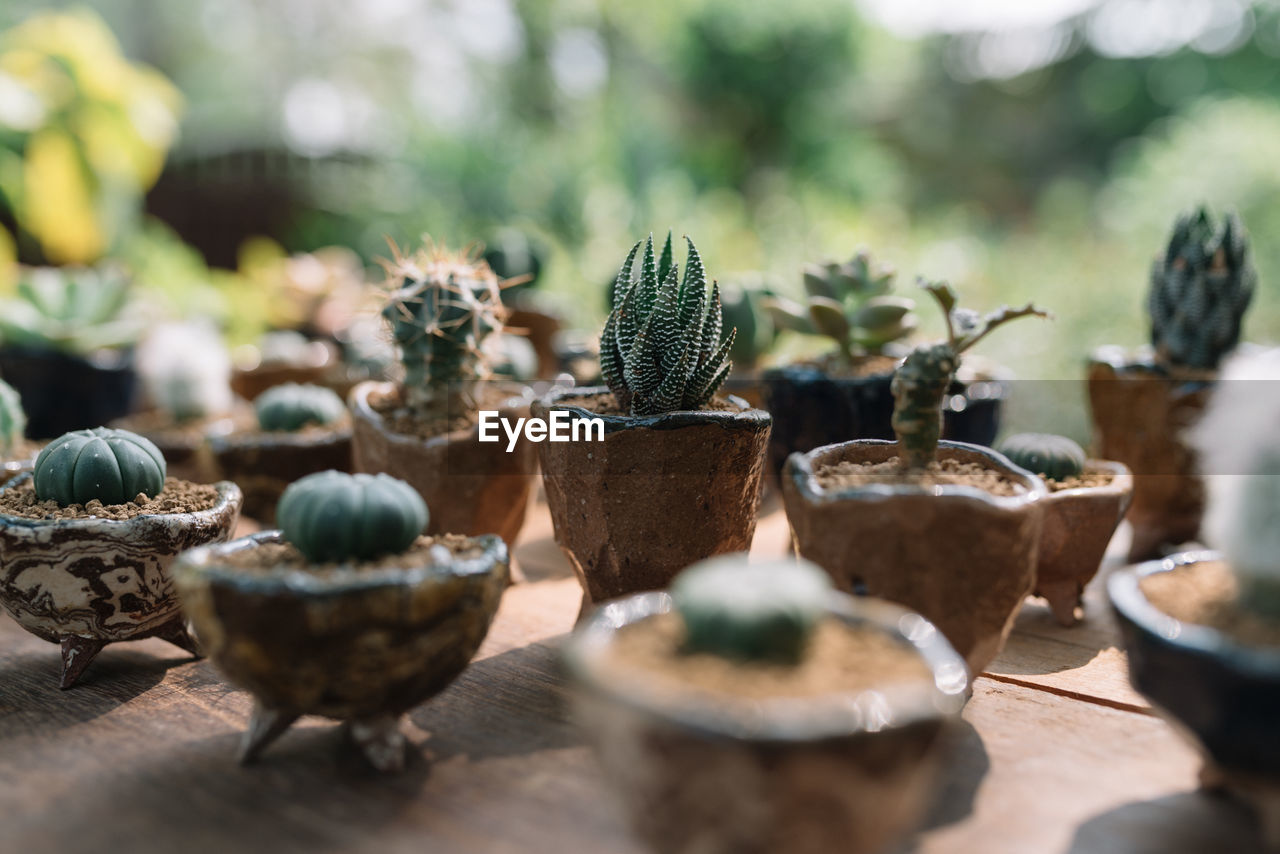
[[0, 477, 220, 519], [1140, 560, 1280, 647], [211, 420, 352, 523]]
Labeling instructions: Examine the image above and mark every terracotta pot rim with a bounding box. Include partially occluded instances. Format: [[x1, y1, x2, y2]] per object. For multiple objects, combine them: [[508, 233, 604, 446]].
[[0, 472, 243, 532], [175, 529, 508, 596], [564, 590, 968, 743], [349, 380, 533, 449], [1108, 551, 1280, 674], [785, 439, 1048, 509], [1042, 459, 1135, 502], [534, 385, 771, 434]]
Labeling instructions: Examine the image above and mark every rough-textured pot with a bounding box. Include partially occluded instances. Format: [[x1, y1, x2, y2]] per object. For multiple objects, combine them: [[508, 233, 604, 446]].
[[782, 439, 1046, 676], [0, 474, 243, 688], [173, 531, 508, 772], [533, 386, 771, 611], [1087, 348, 1212, 562], [349, 381, 538, 549], [564, 590, 968, 854], [1109, 552, 1280, 843], [209, 425, 352, 524], [0, 346, 137, 439], [1034, 459, 1134, 627]]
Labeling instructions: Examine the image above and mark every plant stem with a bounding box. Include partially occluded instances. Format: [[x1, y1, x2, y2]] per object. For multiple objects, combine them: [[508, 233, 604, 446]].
[[890, 342, 957, 471]]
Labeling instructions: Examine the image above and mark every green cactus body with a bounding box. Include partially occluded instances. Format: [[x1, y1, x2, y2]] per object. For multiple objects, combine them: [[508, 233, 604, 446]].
[[255, 383, 346, 432], [599, 232, 735, 415], [671, 554, 833, 664], [33, 428, 166, 506], [1148, 207, 1256, 372], [277, 470, 429, 563], [997, 433, 1086, 482], [0, 378, 26, 458]]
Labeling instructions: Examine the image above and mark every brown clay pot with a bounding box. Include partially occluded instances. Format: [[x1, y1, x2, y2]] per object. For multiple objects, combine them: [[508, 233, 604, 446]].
[[1033, 459, 1134, 627], [781, 439, 1047, 676], [210, 425, 352, 523], [349, 381, 538, 549], [1087, 348, 1213, 562], [533, 386, 771, 612]]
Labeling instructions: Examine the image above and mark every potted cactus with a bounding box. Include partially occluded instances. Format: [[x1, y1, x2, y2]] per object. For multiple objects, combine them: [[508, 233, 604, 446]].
[[781, 281, 1048, 675], [564, 553, 967, 854], [534, 233, 771, 611], [210, 382, 351, 522], [996, 433, 1134, 626], [0, 377, 38, 475], [349, 240, 537, 549], [1088, 206, 1256, 562], [173, 470, 508, 772], [761, 250, 1008, 478], [0, 427, 242, 687]]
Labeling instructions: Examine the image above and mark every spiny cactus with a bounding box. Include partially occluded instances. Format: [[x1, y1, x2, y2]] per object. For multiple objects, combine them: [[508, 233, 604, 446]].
[[762, 249, 917, 364], [33, 428, 166, 507], [380, 240, 509, 421], [600, 232, 735, 415], [0, 266, 144, 355], [892, 281, 1048, 472], [255, 383, 346, 432], [672, 554, 833, 664], [0, 378, 26, 458], [997, 433, 1086, 482], [277, 470, 428, 563], [1148, 207, 1255, 372]]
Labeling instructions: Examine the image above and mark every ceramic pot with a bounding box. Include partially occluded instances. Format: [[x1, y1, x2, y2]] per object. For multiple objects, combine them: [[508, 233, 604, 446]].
[[0, 474, 243, 688], [0, 346, 137, 439], [564, 590, 968, 854], [230, 339, 337, 401], [349, 381, 538, 549], [533, 387, 770, 612], [173, 531, 508, 772], [1033, 460, 1133, 626], [1087, 348, 1212, 562], [1109, 552, 1280, 843], [209, 425, 352, 523], [781, 439, 1046, 676]]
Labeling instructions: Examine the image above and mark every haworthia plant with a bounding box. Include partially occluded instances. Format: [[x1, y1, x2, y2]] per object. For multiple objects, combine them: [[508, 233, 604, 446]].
[[600, 233, 735, 415]]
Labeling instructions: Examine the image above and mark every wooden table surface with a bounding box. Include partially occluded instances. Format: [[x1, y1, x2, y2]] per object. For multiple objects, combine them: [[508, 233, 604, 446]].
[[0, 494, 1268, 854]]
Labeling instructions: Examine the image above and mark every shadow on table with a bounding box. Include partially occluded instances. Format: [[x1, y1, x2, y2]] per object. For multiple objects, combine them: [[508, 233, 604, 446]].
[[1065, 789, 1266, 854], [917, 720, 990, 833]]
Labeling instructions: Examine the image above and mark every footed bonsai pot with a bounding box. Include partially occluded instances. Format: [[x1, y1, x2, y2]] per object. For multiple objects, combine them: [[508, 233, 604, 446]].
[[565, 554, 968, 854], [173, 471, 508, 772], [0, 428, 242, 687]]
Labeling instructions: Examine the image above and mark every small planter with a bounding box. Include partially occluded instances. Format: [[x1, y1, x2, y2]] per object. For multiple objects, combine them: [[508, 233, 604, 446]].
[[173, 530, 508, 772], [0, 346, 137, 439], [0, 473, 242, 688], [564, 589, 968, 854], [230, 338, 337, 401], [782, 439, 1046, 675], [533, 386, 771, 610], [349, 381, 537, 548], [209, 423, 351, 523]]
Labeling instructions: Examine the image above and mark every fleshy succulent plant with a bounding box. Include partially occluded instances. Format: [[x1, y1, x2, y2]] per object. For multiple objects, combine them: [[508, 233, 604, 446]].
[[255, 383, 346, 432], [720, 281, 779, 370], [0, 266, 144, 355], [600, 232, 735, 415], [277, 470, 428, 563], [892, 281, 1048, 472], [0, 378, 26, 458], [33, 427, 166, 506], [671, 554, 833, 664], [997, 433, 1086, 482], [1148, 207, 1256, 372]]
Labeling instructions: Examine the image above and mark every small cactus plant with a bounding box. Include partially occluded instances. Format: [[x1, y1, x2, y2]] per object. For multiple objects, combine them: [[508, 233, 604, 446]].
[[33, 428, 166, 506], [277, 470, 428, 563], [600, 232, 735, 415], [671, 554, 833, 664], [762, 249, 917, 365], [255, 383, 346, 432], [892, 281, 1048, 472], [0, 378, 26, 459], [380, 240, 508, 421], [1148, 207, 1256, 372], [997, 433, 1086, 482]]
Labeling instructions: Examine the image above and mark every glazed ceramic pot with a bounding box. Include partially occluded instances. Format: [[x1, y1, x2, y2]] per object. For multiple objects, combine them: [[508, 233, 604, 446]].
[[0, 346, 137, 439], [1033, 459, 1134, 626], [0, 474, 243, 688], [1109, 552, 1280, 842], [210, 424, 352, 523], [533, 386, 771, 612], [349, 381, 538, 549], [173, 531, 508, 772], [782, 439, 1046, 676], [564, 590, 968, 854], [1087, 348, 1213, 562]]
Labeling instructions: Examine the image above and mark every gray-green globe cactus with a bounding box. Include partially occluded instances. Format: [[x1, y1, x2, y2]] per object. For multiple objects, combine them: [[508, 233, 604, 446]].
[[671, 554, 833, 664], [0, 378, 26, 458], [255, 383, 346, 432], [1148, 207, 1256, 372], [277, 470, 428, 563], [33, 428, 166, 506], [997, 433, 1086, 482]]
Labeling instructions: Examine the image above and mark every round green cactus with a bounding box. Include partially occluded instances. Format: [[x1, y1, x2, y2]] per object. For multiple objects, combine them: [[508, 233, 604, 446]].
[[277, 471, 429, 563], [997, 433, 1086, 482], [671, 554, 833, 664], [255, 383, 346, 432], [0, 378, 26, 458], [33, 428, 167, 506]]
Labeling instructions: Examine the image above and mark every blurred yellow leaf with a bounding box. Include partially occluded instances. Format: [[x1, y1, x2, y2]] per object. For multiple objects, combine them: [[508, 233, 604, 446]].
[[0, 224, 15, 293], [22, 128, 103, 263]]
